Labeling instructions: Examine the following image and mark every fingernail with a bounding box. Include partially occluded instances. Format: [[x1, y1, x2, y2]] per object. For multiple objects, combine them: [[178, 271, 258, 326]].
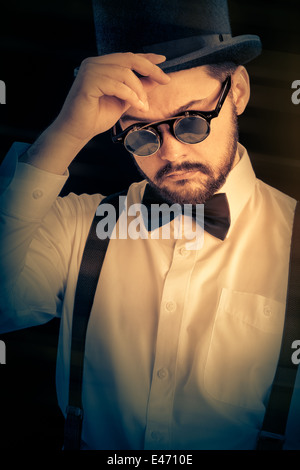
[[138, 100, 149, 111]]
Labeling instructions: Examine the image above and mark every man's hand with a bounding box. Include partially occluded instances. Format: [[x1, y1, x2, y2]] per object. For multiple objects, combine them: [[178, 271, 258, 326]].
[[21, 53, 170, 175], [53, 52, 170, 145]]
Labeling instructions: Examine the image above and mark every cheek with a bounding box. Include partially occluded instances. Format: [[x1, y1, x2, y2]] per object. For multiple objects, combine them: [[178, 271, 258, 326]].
[[134, 156, 163, 178], [205, 105, 236, 151]]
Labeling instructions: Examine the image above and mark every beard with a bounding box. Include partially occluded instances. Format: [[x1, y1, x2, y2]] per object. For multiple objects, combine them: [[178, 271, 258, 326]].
[[133, 101, 239, 205]]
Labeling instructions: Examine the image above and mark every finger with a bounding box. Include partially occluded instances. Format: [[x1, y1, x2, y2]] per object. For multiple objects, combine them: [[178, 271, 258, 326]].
[[95, 75, 148, 111], [124, 53, 171, 84], [89, 52, 166, 66], [78, 63, 150, 110], [136, 52, 167, 64], [84, 53, 170, 85], [97, 64, 150, 106]]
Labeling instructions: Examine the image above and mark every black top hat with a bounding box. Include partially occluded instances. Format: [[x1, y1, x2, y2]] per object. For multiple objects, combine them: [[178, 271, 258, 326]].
[[92, 0, 262, 74]]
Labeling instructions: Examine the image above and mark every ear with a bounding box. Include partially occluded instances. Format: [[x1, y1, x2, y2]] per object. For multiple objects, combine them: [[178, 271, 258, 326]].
[[231, 66, 250, 116]]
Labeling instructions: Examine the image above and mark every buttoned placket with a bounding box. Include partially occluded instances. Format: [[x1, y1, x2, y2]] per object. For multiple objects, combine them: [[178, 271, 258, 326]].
[[144, 237, 199, 449]]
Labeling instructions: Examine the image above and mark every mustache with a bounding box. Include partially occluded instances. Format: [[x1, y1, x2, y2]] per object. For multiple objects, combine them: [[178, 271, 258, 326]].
[[155, 161, 213, 182]]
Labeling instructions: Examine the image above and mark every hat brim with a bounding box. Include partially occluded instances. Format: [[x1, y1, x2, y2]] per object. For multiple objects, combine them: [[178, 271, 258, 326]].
[[157, 35, 262, 73]]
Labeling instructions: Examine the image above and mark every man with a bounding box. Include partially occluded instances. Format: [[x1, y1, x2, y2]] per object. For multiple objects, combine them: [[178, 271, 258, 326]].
[[0, 0, 299, 450]]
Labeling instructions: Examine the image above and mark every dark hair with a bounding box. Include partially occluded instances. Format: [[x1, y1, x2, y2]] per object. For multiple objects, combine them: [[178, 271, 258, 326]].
[[205, 62, 238, 82]]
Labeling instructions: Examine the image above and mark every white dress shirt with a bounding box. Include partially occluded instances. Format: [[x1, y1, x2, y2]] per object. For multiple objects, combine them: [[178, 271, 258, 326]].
[[0, 142, 299, 450]]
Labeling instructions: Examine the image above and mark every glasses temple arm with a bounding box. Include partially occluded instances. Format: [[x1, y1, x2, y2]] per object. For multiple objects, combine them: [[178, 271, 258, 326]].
[[213, 75, 232, 117]]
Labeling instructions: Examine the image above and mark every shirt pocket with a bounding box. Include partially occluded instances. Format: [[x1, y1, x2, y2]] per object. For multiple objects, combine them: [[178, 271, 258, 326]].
[[203, 288, 285, 410]]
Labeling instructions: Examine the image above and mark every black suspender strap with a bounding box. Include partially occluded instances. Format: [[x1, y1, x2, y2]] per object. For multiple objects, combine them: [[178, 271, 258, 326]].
[[257, 201, 300, 450], [63, 190, 126, 450]]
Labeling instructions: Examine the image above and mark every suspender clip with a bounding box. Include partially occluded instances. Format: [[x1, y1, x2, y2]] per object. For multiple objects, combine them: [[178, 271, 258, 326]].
[[66, 405, 83, 419]]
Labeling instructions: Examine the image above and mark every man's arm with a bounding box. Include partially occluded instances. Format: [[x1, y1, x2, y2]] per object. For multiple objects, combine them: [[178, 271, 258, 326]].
[[0, 52, 170, 332], [0, 156, 71, 332]]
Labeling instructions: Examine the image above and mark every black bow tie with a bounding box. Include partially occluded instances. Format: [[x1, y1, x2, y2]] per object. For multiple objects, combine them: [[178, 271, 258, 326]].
[[141, 184, 231, 241]]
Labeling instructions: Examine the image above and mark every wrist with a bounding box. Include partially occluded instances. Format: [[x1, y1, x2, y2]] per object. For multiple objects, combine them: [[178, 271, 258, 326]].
[[20, 123, 90, 175]]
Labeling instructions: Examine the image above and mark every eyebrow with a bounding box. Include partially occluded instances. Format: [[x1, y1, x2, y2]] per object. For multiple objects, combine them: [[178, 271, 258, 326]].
[[121, 98, 206, 124]]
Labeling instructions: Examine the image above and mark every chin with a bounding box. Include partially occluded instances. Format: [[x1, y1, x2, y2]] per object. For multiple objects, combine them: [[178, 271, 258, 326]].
[[157, 184, 213, 205]]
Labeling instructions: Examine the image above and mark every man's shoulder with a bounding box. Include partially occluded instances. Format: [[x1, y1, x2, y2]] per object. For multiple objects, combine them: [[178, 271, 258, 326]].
[[254, 179, 297, 234], [256, 178, 297, 210]]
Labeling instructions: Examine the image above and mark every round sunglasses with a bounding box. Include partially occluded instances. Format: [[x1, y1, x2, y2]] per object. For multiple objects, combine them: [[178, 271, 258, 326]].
[[111, 75, 231, 157]]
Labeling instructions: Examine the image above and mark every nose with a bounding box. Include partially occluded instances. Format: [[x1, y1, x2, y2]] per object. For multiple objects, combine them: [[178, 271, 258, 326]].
[[157, 124, 188, 162]]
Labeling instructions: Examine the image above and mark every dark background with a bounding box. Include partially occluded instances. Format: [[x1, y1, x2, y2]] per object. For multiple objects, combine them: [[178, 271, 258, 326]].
[[0, 0, 299, 450]]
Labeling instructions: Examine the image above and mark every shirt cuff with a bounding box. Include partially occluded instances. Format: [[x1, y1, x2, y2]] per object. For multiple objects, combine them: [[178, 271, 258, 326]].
[[0, 142, 69, 219]]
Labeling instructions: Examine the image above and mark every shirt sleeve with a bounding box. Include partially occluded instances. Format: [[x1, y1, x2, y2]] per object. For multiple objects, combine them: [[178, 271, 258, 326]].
[[0, 142, 69, 214], [0, 142, 72, 333], [0, 142, 30, 193]]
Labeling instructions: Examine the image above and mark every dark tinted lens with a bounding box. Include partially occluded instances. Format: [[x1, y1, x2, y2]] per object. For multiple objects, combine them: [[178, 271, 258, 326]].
[[125, 129, 160, 156], [175, 116, 210, 144]]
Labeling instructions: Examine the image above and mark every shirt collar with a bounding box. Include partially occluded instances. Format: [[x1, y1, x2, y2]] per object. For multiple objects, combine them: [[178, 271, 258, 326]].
[[216, 143, 257, 236]]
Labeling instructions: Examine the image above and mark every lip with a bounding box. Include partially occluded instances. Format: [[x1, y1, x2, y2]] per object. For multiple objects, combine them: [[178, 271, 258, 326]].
[[166, 169, 199, 180]]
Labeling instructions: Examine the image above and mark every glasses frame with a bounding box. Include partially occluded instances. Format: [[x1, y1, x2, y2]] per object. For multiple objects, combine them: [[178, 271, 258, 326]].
[[111, 75, 232, 156]]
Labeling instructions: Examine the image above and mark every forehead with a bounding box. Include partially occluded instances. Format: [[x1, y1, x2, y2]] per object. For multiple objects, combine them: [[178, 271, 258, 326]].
[[122, 66, 220, 124]]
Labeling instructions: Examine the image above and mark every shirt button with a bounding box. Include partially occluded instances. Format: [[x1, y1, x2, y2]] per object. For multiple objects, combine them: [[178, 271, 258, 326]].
[[151, 431, 162, 442], [32, 189, 43, 199], [165, 301, 176, 312], [157, 368, 168, 380], [263, 305, 272, 317], [178, 247, 188, 256]]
